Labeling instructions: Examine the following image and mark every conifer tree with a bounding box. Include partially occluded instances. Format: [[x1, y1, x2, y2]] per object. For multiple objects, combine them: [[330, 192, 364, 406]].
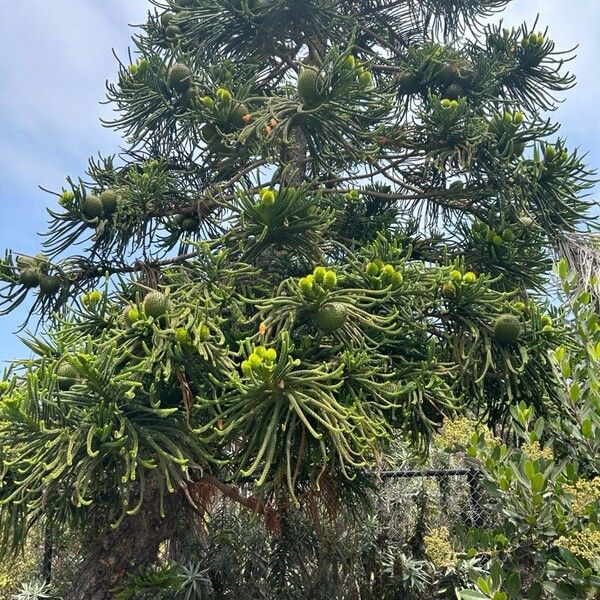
[[0, 0, 596, 597]]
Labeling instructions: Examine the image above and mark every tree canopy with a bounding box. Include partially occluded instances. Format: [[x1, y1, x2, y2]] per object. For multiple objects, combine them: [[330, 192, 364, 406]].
[[0, 0, 597, 597]]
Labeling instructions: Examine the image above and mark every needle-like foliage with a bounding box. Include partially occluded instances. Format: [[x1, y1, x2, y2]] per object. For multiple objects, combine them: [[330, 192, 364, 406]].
[[0, 0, 596, 595]]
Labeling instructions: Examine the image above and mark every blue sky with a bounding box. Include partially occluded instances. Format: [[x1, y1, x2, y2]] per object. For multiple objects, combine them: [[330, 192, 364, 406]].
[[0, 0, 598, 364]]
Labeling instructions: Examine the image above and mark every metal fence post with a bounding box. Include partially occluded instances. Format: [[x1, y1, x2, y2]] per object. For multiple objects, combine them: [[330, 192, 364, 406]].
[[467, 468, 483, 527]]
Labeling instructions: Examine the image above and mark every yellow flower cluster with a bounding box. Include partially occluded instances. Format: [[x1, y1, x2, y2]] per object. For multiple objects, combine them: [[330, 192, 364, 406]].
[[556, 527, 600, 562], [522, 440, 554, 462], [424, 527, 456, 568], [436, 416, 497, 451], [436, 417, 477, 451], [564, 477, 600, 517]]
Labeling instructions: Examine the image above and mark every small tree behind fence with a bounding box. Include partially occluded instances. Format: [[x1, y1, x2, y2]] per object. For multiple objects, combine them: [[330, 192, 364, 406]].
[[32, 466, 485, 599]]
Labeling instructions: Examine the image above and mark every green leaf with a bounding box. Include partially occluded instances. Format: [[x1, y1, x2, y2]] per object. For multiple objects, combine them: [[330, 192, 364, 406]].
[[490, 561, 503, 588], [581, 417, 593, 438], [569, 383, 581, 402], [459, 591, 489, 600], [542, 581, 578, 599], [558, 258, 568, 281], [524, 460, 536, 480], [492, 444, 502, 461], [558, 547, 583, 569], [554, 346, 566, 362], [528, 582, 544, 600], [578, 291, 591, 305], [477, 577, 491, 595], [531, 472, 545, 493], [506, 572, 521, 599]]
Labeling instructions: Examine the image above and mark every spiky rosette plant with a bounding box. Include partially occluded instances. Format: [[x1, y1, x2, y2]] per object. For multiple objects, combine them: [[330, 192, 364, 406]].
[[0, 0, 597, 597]]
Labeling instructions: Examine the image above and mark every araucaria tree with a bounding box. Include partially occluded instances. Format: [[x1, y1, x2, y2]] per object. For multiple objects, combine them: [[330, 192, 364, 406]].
[[0, 0, 596, 597]]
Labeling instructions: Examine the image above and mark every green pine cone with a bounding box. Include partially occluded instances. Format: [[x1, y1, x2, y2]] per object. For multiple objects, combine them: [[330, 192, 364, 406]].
[[181, 217, 199, 232], [165, 25, 180, 40], [100, 190, 119, 215], [19, 268, 41, 288], [168, 63, 193, 94], [176, 328, 192, 345], [39, 275, 62, 295], [56, 363, 79, 391], [313, 302, 348, 333], [437, 63, 462, 86], [81, 195, 104, 219], [444, 83, 464, 100], [16, 256, 36, 269], [229, 103, 250, 128], [161, 11, 175, 28], [442, 282, 457, 299], [298, 68, 325, 107], [502, 228, 516, 242], [144, 291, 169, 318], [201, 123, 218, 143], [493, 314, 522, 345]]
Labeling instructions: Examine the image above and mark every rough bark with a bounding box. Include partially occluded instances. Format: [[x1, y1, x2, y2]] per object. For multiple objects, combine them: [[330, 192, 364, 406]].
[[66, 481, 182, 600]]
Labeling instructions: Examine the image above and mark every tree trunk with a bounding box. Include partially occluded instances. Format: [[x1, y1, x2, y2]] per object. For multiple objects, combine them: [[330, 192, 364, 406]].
[[66, 482, 182, 600], [41, 529, 53, 585]]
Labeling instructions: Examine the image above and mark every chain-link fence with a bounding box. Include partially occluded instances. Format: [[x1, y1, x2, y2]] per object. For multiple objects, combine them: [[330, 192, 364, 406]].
[[26, 466, 486, 598], [376, 467, 485, 535]]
